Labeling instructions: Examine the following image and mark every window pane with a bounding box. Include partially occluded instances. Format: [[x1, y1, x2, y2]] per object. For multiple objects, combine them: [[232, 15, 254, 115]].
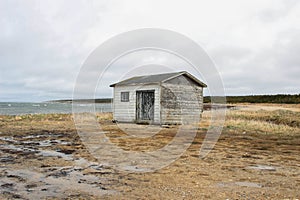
[[121, 92, 129, 102]]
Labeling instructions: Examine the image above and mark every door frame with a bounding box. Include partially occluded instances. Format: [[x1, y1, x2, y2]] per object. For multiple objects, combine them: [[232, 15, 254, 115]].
[[136, 90, 155, 124]]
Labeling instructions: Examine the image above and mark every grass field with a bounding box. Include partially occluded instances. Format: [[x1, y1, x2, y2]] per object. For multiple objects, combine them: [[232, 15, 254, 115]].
[[0, 103, 299, 199], [205, 104, 300, 135]]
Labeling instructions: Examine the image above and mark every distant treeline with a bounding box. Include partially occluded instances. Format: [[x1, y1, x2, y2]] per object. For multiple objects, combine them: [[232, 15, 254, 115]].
[[204, 94, 300, 104], [50, 94, 300, 104]]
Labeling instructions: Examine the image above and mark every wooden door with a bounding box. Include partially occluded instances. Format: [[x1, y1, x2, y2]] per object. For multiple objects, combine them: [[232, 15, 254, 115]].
[[136, 90, 154, 122]]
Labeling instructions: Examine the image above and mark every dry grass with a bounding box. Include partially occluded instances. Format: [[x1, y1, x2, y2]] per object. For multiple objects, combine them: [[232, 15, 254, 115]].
[[225, 118, 300, 135], [200, 104, 300, 135], [96, 112, 113, 120], [1, 104, 299, 136], [0, 114, 75, 135], [231, 103, 300, 112]]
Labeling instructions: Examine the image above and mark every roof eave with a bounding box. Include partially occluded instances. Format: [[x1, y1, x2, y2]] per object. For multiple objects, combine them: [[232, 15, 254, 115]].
[[110, 82, 160, 87]]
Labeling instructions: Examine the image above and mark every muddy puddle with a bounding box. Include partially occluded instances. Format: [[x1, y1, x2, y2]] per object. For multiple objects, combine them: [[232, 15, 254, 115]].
[[0, 133, 116, 199], [0, 167, 114, 199]]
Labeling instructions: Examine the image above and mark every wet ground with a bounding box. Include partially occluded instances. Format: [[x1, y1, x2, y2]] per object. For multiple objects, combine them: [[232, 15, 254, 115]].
[[0, 107, 299, 199], [0, 131, 117, 199]]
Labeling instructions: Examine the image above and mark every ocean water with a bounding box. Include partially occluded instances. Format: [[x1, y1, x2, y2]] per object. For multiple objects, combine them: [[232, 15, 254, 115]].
[[0, 102, 112, 115]]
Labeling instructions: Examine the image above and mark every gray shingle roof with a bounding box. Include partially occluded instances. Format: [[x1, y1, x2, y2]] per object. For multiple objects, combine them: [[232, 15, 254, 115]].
[[109, 71, 207, 87]]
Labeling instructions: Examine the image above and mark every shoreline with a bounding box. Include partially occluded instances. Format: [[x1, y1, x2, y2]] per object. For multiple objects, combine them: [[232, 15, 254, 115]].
[[1, 102, 300, 117], [0, 101, 112, 116]]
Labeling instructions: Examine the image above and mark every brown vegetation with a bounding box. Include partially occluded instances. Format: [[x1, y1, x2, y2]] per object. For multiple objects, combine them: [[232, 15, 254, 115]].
[[0, 104, 299, 199]]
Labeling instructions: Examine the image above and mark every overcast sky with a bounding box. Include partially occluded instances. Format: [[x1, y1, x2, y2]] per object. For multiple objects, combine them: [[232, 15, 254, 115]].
[[0, 0, 299, 102]]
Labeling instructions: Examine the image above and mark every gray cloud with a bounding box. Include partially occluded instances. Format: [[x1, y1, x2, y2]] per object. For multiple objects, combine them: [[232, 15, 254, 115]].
[[0, 0, 299, 102]]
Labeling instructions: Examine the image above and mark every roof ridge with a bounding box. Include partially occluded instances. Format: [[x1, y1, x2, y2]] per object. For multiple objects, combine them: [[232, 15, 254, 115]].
[[109, 71, 206, 87]]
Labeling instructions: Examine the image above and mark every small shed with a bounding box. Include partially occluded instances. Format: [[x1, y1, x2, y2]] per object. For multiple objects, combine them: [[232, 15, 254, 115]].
[[109, 71, 207, 125]]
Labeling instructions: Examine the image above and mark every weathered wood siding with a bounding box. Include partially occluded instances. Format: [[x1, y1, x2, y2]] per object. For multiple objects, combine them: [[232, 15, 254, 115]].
[[113, 84, 161, 123], [161, 75, 203, 124]]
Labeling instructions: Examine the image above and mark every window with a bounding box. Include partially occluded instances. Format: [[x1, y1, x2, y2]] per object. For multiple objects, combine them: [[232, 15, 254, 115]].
[[121, 92, 129, 102]]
